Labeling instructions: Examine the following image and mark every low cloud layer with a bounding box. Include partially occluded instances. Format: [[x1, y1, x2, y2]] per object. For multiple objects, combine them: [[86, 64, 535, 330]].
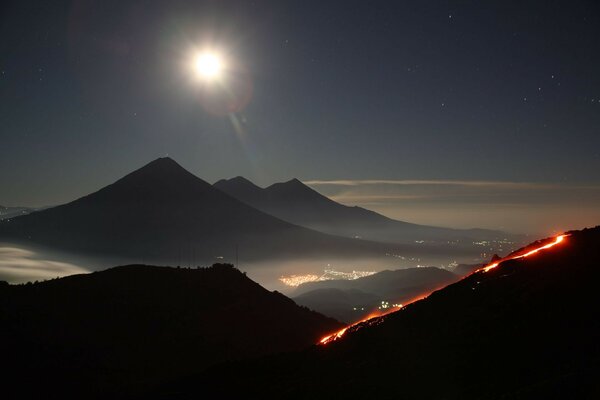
[[304, 179, 571, 189], [305, 180, 600, 234], [0, 245, 89, 283]]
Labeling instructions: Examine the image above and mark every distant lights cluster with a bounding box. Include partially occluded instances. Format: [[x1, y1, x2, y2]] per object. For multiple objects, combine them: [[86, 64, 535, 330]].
[[279, 274, 321, 287], [279, 268, 377, 287], [377, 301, 403, 310], [321, 268, 376, 280]]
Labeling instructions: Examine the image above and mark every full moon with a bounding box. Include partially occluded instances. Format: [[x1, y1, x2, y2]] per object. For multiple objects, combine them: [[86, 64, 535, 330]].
[[194, 53, 223, 80]]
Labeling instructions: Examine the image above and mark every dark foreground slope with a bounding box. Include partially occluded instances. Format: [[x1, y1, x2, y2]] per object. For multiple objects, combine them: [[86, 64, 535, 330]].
[[294, 267, 458, 322], [169, 227, 600, 400], [0, 264, 342, 399]]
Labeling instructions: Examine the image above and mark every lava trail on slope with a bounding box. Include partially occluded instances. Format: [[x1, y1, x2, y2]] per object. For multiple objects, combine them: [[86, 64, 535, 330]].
[[319, 234, 568, 345]]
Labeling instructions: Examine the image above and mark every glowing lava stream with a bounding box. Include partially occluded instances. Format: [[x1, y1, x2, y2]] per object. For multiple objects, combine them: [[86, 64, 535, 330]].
[[319, 234, 568, 345], [479, 234, 566, 272]]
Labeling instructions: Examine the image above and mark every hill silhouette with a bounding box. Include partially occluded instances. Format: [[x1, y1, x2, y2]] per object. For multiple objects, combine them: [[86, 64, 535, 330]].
[[214, 176, 514, 245], [293, 267, 458, 322], [0, 263, 342, 399], [293, 287, 381, 323], [0, 158, 404, 265], [168, 226, 600, 399]]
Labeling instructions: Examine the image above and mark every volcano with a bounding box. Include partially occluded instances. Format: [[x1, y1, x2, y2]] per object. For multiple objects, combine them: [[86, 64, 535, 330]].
[[0, 158, 396, 265], [214, 176, 512, 244]]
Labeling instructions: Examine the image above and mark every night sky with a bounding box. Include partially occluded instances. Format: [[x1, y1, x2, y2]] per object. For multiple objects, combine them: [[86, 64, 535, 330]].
[[2, 1, 599, 233]]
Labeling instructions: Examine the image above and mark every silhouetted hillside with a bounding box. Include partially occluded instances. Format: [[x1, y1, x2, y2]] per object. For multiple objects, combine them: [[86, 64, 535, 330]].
[[0, 158, 400, 265], [0, 263, 342, 399], [293, 287, 380, 323], [214, 176, 514, 245], [293, 267, 458, 322], [169, 226, 600, 399]]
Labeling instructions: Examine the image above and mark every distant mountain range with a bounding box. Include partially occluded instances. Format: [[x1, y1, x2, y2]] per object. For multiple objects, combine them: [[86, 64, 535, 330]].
[[214, 176, 514, 244], [293, 267, 459, 322], [0, 158, 404, 265], [0, 263, 342, 399], [172, 226, 600, 399], [0, 158, 485, 269]]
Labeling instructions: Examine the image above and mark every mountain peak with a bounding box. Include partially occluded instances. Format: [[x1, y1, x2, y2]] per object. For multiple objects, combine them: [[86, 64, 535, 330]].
[[140, 157, 184, 171], [222, 176, 261, 188], [66, 156, 216, 208], [231, 176, 255, 184], [285, 178, 305, 186], [117, 157, 205, 187], [267, 178, 309, 191], [266, 178, 327, 201], [213, 176, 264, 199]]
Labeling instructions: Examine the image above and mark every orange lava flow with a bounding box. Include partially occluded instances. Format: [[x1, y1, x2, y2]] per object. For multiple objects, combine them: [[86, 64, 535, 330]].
[[318, 311, 390, 345], [318, 233, 568, 345], [319, 293, 431, 345], [479, 234, 566, 272]]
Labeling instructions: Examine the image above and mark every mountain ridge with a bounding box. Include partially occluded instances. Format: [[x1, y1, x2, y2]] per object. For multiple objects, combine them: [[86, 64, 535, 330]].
[[0, 158, 407, 267], [214, 175, 514, 245]]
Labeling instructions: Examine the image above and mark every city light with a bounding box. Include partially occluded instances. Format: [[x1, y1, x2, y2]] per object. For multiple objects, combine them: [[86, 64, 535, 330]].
[[279, 268, 377, 287]]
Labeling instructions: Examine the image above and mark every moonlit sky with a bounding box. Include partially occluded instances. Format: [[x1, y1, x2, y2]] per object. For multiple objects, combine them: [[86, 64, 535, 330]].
[[1, 0, 599, 234]]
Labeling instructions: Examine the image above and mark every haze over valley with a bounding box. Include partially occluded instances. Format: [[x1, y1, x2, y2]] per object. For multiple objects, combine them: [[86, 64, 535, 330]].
[[0, 158, 526, 291]]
